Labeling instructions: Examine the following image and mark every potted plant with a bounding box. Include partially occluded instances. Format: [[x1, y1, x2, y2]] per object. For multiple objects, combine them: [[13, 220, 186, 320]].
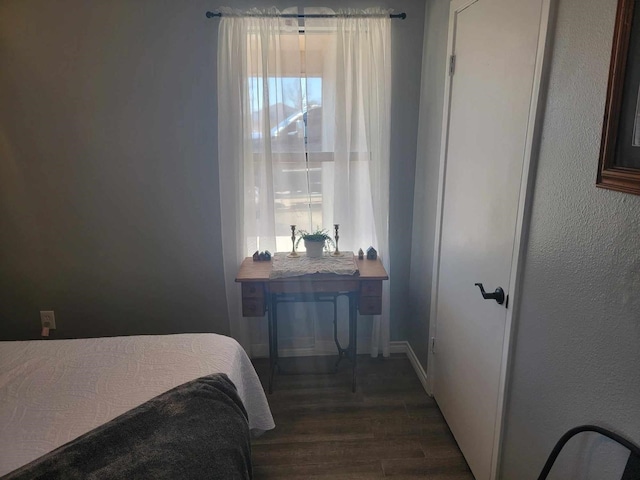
[[295, 228, 336, 258]]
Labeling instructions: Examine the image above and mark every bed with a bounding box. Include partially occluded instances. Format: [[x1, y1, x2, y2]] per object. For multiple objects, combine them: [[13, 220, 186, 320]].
[[0, 333, 275, 478]]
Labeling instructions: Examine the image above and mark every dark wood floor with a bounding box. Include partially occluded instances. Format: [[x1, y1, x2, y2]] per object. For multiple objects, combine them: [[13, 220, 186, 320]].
[[251, 354, 474, 479]]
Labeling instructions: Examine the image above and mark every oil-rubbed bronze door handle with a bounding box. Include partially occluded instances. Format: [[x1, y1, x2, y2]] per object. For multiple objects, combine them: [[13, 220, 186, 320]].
[[474, 283, 505, 305]]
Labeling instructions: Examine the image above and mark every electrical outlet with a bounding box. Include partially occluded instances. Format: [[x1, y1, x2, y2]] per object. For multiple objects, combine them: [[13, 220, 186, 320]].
[[40, 311, 56, 330]]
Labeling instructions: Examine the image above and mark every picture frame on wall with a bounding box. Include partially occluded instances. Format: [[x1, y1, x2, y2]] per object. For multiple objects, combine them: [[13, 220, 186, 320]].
[[598, 0, 640, 195]]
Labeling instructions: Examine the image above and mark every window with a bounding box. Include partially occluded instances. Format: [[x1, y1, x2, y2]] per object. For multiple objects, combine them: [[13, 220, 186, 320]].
[[218, 9, 390, 256], [249, 76, 324, 238], [217, 7, 392, 354], [247, 32, 341, 252]]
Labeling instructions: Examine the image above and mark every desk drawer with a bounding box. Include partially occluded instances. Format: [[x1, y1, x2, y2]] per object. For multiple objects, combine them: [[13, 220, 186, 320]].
[[242, 283, 264, 298], [241, 283, 265, 317], [242, 297, 265, 317], [360, 280, 382, 297], [359, 296, 382, 315]]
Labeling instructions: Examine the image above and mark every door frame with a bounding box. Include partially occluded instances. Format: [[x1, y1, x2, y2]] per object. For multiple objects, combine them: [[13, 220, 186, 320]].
[[425, 0, 554, 478]]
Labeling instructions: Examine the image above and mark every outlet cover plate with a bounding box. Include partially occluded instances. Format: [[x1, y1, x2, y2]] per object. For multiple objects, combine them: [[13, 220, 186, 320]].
[[40, 311, 56, 329]]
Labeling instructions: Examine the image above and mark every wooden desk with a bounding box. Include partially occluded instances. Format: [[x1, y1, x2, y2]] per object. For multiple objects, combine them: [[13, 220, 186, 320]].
[[236, 256, 388, 393]]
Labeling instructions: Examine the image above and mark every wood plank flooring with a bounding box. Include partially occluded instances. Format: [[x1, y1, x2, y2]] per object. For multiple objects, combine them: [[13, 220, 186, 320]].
[[251, 354, 474, 479]]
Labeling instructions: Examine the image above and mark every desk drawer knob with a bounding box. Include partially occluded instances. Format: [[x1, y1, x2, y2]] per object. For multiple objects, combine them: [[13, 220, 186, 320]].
[[242, 299, 265, 317], [360, 281, 382, 297], [242, 283, 264, 298]]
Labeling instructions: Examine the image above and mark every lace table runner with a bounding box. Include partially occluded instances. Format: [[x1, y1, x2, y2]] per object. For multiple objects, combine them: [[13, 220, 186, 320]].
[[270, 251, 358, 279]]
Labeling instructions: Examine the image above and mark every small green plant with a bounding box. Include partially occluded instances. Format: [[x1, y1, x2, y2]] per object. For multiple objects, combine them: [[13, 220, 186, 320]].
[[295, 227, 336, 250]]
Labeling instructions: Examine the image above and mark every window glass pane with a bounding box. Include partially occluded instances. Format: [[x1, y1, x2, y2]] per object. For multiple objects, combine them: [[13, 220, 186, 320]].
[[248, 30, 345, 251], [249, 76, 306, 154]]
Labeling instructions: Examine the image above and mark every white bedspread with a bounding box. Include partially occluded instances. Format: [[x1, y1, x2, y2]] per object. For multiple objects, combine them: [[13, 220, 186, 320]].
[[0, 333, 274, 476]]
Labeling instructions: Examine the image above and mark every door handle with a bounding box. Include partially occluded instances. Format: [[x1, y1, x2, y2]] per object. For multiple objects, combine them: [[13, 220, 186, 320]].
[[474, 283, 505, 305]]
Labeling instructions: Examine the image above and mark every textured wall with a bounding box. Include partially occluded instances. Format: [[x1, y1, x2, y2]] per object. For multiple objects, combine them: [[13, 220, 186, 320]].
[[0, 0, 425, 342], [501, 0, 640, 477], [408, 0, 450, 370]]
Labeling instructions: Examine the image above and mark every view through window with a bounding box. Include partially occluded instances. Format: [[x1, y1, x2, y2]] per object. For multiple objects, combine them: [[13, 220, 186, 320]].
[[248, 33, 332, 252], [243, 24, 376, 255]]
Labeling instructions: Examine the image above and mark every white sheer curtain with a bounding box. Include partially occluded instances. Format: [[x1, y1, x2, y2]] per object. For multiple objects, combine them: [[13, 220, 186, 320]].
[[217, 7, 391, 357], [305, 8, 391, 356], [218, 8, 305, 353]]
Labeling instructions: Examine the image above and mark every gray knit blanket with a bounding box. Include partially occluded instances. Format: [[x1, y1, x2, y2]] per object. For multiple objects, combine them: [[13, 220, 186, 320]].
[[2, 374, 252, 480]]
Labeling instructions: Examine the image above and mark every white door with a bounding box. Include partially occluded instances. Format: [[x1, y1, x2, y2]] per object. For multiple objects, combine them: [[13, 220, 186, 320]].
[[430, 0, 549, 479]]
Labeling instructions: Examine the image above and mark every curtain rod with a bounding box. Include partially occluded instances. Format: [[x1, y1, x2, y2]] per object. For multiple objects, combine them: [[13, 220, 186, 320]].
[[205, 11, 406, 19]]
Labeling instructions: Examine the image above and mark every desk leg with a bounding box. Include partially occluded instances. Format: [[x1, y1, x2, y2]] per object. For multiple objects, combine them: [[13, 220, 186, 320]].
[[267, 293, 277, 394], [332, 295, 346, 372], [349, 292, 358, 393], [273, 295, 279, 374]]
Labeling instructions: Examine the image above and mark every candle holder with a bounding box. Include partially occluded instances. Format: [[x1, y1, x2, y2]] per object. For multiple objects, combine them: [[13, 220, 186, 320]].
[[332, 224, 342, 256], [287, 224, 299, 257]]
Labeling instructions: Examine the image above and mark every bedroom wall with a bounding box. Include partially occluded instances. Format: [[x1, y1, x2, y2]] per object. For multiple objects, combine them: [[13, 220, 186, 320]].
[[0, 0, 425, 342], [500, 0, 640, 476], [407, 0, 449, 372], [0, 0, 229, 339]]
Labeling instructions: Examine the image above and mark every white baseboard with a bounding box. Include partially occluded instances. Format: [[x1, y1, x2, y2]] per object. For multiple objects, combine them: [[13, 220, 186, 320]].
[[389, 340, 407, 354], [390, 340, 430, 396]]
